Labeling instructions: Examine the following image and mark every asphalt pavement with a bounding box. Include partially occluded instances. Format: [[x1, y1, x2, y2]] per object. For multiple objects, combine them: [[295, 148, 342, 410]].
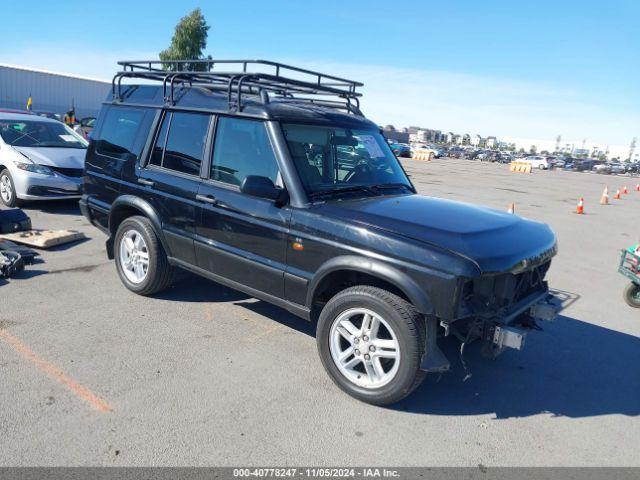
[[1, 158, 639, 466]]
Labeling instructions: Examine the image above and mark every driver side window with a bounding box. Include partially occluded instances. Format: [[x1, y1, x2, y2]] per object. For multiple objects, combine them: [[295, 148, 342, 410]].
[[210, 117, 280, 187]]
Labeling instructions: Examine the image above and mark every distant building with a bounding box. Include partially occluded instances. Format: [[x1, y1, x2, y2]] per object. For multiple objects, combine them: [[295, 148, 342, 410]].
[[485, 136, 497, 148], [0, 63, 110, 118], [382, 126, 409, 143], [454, 134, 463, 145], [445, 132, 455, 144], [471, 134, 481, 147]]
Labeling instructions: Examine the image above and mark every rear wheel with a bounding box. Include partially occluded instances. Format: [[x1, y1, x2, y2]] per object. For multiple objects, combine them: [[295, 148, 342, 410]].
[[316, 286, 426, 405], [624, 283, 640, 308], [114, 216, 174, 295]]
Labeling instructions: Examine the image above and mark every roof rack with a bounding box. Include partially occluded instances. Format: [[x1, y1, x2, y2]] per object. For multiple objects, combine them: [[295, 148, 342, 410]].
[[113, 60, 364, 115]]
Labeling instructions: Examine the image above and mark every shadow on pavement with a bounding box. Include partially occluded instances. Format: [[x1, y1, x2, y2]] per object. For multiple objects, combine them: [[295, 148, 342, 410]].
[[394, 314, 640, 419], [20, 199, 81, 216], [149, 276, 640, 419], [153, 273, 250, 303]]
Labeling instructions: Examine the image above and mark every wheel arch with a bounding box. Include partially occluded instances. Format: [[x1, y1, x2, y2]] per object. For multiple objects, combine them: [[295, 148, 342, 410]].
[[107, 195, 169, 259], [307, 256, 434, 318]]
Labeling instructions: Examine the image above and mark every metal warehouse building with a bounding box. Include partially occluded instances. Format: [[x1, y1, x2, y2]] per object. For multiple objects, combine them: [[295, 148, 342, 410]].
[[0, 64, 110, 119]]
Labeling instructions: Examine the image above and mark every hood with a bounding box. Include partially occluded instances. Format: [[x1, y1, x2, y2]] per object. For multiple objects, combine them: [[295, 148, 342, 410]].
[[318, 194, 557, 274], [13, 146, 86, 169]]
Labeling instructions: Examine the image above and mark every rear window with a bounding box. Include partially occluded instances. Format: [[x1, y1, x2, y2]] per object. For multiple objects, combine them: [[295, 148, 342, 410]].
[[95, 107, 150, 160]]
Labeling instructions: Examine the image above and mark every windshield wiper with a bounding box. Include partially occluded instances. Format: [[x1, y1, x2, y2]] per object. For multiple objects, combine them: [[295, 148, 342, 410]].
[[370, 183, 413, 193], [308, 185, 379, 199]]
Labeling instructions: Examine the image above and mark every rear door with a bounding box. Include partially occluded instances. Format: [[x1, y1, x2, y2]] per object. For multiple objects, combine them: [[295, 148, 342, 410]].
[[194, 116, 288, 298], [137, 110, 212, 265]]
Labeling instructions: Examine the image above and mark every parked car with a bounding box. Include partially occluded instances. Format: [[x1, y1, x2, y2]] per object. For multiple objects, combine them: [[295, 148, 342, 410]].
[[609, 163, 627, 175], [520, 155, 549, 170], [593, 163, 611, 174], [82, 59, 558, 406], [78, 117, 96, 139], [389, 142, 411, 158], [427, 145, 444, 158], [0, 112, 88, 207], [35, 111, 63, 122]]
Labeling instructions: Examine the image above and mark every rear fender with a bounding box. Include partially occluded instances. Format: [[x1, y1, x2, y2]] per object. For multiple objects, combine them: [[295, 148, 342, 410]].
[[107, 195, 169, 259]]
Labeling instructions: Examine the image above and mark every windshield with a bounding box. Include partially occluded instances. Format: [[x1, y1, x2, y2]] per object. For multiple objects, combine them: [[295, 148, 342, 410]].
[[282, 124, 412, 198], [0, 120, 88, 149]]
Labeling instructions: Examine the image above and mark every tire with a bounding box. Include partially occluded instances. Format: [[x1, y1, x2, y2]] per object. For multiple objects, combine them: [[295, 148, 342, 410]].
[[623, 283, 640, 308], [316, 286, 426, 405], [113, 215, 174, 295], [0, 169, 22, 208]]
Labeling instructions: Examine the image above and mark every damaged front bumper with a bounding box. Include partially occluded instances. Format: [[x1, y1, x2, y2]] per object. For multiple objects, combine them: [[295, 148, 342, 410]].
[[420, 289, 559, 374]]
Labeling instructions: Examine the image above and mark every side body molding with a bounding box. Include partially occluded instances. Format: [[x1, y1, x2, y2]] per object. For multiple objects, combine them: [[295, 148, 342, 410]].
[[306, 255, 434, 315]]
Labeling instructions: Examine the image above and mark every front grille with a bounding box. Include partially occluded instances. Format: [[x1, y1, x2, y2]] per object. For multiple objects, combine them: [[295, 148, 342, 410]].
[[464, 261, 551, 313], [49, 166, 83, 178]]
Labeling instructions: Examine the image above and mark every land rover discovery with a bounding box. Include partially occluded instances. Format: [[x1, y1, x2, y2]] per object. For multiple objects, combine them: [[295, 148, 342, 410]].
[[81, 60, 558, 405]]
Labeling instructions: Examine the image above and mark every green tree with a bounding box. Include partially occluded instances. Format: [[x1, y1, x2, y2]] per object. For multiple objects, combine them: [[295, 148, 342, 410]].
[[529, 145, 537, 154], [160, 8, 211, 71]]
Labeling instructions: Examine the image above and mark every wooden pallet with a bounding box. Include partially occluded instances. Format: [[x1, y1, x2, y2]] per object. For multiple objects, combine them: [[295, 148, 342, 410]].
[[0, 230, 86, 248]]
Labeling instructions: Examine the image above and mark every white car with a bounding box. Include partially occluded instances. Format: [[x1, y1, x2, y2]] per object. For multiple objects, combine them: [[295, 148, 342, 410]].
[[0, 113, 88, 207], [520, 155, 549, 170]]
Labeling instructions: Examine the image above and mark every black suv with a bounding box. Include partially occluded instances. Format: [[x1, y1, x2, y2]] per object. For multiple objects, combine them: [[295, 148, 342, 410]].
[[81, 60, 558, 405]]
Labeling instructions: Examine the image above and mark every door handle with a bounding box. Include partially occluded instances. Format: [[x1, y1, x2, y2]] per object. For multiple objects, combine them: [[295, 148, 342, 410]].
[[196, 194, 217, 204], [137, 178, 154, 186]]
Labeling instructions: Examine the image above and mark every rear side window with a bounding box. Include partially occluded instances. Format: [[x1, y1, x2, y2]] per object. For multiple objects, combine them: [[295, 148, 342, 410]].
[[95, 107, 147, 160], [149, 111, 210, 176], [210, 117, 279, 186]]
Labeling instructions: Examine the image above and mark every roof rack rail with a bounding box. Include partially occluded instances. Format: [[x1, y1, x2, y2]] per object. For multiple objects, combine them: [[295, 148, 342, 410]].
[[112, 59, 364, 115]]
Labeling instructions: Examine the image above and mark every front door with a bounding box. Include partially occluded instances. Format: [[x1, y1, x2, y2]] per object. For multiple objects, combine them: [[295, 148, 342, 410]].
[[138, 110, 212, 265], [194, 116, 288, 298]]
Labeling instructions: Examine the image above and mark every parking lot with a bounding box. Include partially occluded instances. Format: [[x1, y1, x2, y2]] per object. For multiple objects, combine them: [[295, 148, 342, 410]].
[[1, 157, 639, 467]]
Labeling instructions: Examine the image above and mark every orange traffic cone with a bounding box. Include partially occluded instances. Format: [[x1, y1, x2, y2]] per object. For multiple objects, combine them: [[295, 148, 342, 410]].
[[623, 186, 629, 194], [600, 187, 609, 205], [507, 203, 515, 214], [575, 197, 584, 214], [614, 189, 621, 200]]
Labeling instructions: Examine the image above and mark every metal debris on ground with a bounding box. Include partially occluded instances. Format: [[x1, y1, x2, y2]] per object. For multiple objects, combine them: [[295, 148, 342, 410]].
[[0, 239, 39, 264], [0, 250, 24, 279]]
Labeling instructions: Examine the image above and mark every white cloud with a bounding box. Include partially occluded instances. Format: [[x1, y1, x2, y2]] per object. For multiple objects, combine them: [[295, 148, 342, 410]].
[[4, 47, 636, 153]]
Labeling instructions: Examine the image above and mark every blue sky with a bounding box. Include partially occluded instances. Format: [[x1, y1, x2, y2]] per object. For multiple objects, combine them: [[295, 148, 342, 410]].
[[2, 0, 638, 152]]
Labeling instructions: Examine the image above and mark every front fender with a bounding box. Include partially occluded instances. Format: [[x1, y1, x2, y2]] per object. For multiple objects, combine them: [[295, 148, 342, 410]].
[[307, 255, 434, 315]]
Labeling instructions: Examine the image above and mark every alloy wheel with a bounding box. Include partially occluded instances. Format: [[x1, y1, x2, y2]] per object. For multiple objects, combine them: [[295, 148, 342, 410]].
[[0, 174, 13, 204], [119, 229, 150, 284], [329, 308, 401, 389]]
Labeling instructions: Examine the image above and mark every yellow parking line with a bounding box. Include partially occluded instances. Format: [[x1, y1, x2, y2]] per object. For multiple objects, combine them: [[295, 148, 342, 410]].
[[0, 329, 112, 413]]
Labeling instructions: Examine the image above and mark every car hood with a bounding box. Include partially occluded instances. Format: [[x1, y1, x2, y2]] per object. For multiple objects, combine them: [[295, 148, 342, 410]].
[[13, 146, 86, 169], [318, 194, 557, 274]]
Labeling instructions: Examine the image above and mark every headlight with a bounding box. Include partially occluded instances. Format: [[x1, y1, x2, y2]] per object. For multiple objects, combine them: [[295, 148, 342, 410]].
[[13, 160, 54, 176]]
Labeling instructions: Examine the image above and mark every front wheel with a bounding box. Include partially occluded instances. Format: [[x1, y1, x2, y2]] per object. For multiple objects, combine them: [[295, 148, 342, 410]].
[[0, 170, 22, 208], [624, 283, 640, 308], [316, 286, 426, 405]]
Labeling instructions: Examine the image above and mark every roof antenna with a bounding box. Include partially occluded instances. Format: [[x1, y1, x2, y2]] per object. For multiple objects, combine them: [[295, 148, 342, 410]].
[[260, 89, 270, 104]]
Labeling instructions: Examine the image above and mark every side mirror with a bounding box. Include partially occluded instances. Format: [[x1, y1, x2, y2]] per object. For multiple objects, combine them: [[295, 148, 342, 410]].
[[240, 175, 285, 203]]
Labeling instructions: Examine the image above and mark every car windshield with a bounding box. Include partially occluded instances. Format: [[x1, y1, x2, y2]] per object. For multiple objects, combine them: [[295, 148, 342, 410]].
[[0, 120, 88, 149], [281, 124, 412, 198]]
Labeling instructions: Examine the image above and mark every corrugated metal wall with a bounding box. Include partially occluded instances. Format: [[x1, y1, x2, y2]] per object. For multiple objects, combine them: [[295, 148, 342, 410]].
[[0, 65, 111, 119]]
